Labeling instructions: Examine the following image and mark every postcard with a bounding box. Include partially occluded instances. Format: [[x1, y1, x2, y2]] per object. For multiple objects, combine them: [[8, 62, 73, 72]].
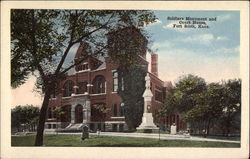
[[1, 1, 249, 159]]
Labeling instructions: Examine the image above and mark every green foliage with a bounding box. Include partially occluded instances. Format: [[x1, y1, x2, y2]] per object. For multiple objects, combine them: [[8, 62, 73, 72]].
[[161, 75, 241, 136], [219, 79, 241, 135], [53, 106, 65, 120], [11, 10, 65, 88], [173, 74, 207, 113], [11, 105, 40, 132], [117, 65, 147, 130], [108, 26, 148, 68], [92, 104, 110, 123], [93, 104, 110, 114]]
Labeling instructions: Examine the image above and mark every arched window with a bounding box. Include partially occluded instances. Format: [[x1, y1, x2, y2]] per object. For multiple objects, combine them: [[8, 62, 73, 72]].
[[63, 80, 74, 97], [78, 82, 87, 94], [92, 75, 105, 94]]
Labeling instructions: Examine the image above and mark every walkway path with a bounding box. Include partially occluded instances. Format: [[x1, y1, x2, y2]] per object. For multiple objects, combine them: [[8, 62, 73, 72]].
[[45, 131, 240, 143]]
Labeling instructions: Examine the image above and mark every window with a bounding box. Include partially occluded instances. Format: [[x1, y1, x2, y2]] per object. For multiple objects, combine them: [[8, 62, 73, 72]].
[[119, 124, 124, 131], [113, 72, 118, 92], [78, 63, 88, 71], [53, 124, 57, 129], [92, 75, 105, 94], [112, 104, 118, 117], [112, 124, 117, 132], [63, 80, 74, 97], [78, 82, 87, 94]]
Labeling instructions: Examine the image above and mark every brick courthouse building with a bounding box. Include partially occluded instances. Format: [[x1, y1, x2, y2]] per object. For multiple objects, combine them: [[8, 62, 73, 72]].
[[45, 27, 185, 132]]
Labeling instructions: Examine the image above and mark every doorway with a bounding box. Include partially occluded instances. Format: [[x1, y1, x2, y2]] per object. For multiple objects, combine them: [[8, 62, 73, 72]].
[[75, 105, 83, 123]]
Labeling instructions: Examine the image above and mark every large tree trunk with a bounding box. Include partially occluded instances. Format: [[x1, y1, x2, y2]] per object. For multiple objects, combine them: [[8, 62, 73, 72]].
[[34, 88, 51, 146]]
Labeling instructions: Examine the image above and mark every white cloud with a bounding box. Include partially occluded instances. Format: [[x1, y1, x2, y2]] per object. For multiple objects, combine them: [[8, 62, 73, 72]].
[[215, 46, 239, 54], [217, 14, 232, 22], [151, 40, 173, 51], [216, 36, 228, 41], [163, 21, 189, 32], [181, 34, 214, 45], [179, 34, 228, 45]]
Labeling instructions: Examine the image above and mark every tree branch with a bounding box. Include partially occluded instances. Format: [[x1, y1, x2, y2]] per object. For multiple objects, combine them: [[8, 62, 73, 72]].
[[30, 10, 46, 79], [54, 11, 78, 75], [71, 13, 115, 45], [59, 45, 108, 75], [55, 13, 114, 76]]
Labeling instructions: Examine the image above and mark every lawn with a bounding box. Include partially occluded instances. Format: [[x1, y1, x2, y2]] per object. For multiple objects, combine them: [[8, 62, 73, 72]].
[[11, 134, 240, 147]]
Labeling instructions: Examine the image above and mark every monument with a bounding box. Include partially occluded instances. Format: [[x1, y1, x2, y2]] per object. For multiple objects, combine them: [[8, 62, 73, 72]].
[[137, 73, 158, 132], [170, 123, 177, 135], [81, 125, 89, 141]]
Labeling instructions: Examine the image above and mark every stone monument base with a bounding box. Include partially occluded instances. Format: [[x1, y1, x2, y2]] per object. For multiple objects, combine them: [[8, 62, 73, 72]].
[[137, 113, 158, 132]]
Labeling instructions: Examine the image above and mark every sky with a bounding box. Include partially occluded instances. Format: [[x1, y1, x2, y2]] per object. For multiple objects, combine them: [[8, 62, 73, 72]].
[[11, 10, 240, 107], [146, 10, 240, 84]]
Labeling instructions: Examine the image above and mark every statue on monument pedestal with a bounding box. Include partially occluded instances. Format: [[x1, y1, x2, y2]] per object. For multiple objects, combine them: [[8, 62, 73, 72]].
[[137, 73, 158, 132]]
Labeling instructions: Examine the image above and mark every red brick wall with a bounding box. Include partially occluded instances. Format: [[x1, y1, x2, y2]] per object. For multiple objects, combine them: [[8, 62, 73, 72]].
[[151, 53, 158, 77]]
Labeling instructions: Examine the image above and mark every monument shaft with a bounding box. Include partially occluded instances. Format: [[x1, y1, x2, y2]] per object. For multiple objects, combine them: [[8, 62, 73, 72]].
[[137, 73, 158, 130]]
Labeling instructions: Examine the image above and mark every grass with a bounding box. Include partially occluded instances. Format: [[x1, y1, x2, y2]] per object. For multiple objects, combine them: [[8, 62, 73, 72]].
[[11, 134, 240, 147]]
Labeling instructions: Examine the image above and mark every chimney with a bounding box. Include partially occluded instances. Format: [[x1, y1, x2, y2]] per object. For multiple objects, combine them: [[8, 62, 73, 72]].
[[151, 53, 158, 77]]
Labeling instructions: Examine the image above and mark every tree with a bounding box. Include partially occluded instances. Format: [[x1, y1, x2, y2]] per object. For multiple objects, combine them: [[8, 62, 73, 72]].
[[52, 106, 65, 133], [11, 105, 40, 132], [93, 104, 110, 131], [219, 79, 241, 136], [173, 74, 207, 113], [117, 65, 147, 130], [11, 9, 157, 145], [161, 74, 207, 133], [184, 83, 225, 135], [162, 75, 241, 136]]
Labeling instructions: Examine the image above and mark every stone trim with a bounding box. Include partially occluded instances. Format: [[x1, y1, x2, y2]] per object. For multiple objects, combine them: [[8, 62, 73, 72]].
[[104, 121, 126, 124], [62, 96, 71, 99], [90, 68, 106, 72], [90, 93, 106, 96], [111, 116, 125, 119]]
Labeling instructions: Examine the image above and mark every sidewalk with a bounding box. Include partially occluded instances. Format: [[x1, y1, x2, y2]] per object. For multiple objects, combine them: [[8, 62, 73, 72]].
[[45, 131, 240, 143]]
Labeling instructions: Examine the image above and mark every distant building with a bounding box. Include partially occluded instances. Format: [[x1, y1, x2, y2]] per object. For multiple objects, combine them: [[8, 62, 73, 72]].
[[45, 27, 185, 132]]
